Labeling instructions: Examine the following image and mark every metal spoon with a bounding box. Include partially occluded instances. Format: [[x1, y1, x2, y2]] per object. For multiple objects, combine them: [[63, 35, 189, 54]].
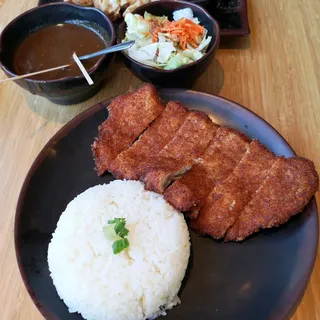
[[79, 40, 135, 61]]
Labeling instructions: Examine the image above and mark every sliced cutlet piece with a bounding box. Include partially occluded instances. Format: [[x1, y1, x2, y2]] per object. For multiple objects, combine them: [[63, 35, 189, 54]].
[[141, 111, 219, 193], [109, 101, 189, 180], [189, 140, 277, 239], [92, 84, 165, 175], [225, 157, 319, 241], [164, 127, 250, 213]]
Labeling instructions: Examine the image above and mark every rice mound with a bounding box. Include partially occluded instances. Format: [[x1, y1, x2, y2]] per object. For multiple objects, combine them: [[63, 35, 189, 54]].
[[48, 180, 190, 320]]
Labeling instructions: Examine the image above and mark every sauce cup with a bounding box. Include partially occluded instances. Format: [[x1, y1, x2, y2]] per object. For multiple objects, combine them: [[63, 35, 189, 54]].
[[0, 3, 115, 105]]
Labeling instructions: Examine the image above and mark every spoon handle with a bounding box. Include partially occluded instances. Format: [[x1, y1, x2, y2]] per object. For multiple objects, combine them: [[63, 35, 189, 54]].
[[79, 41, 135, 61]]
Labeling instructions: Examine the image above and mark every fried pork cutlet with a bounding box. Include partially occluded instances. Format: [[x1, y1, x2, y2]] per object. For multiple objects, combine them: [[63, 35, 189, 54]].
[[164, 127, 250, 214], [224, 157, 319, 241], [140, 111, 219, 193], [92, 84, 165, 175], [109, 102, 189, 180], [190, 140, 277, 239]]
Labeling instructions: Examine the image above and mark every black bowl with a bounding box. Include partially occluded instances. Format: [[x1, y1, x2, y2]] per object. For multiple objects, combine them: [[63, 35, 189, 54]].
[[0, 3, 116, 105], [117, 0, 220, 88]]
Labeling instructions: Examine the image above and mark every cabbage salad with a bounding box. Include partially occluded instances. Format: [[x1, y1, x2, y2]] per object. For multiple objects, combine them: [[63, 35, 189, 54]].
[[123, 8, 212, 70]]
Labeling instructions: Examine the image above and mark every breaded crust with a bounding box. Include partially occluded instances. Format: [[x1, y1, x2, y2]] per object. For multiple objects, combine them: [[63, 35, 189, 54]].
[[140, 111, 219, 193], [92, 84, 165, 175], [190, 140, 276, 239], [158, 111, 218, 161], [109, 101, 188, 180], [164, 127, 250, 213], [224, 157, 319, 241]]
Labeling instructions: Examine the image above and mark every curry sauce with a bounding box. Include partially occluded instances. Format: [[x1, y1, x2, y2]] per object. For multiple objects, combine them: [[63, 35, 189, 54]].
[[13, 23, 107, 80]]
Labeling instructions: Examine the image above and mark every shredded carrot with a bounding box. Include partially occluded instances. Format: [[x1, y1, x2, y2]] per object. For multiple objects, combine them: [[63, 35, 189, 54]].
[[146, 17, 204, 50]]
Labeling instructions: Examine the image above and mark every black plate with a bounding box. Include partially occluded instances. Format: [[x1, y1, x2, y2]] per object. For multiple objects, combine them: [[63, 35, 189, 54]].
[[38, 0, 250, 37], [15, 89, 318, 320]]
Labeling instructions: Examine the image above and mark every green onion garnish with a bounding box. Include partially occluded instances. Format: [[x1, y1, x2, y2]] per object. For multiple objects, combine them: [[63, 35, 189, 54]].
[[108, 218, 129, 238], [104, 218, 130, 254], [112, 238, 130, 254]]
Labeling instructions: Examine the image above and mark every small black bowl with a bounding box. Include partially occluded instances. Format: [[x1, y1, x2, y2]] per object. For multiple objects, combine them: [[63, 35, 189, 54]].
[[0, 3, 116, 105], [117, 0, 220, 88]]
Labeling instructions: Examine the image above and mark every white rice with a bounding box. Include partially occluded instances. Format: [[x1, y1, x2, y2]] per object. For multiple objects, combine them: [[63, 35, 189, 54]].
[[48, 180, 190, 320]]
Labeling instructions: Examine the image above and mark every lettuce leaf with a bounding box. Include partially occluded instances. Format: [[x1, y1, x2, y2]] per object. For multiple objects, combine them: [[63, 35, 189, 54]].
[[196, 36, 212, 52], [127, 43, 158, 66], [157, 42, 176, 64], [144, 12, 168, 24], [173, 8, 200, 24], [125, 13, 150, 41], [182, 49, 204, 61], [164, 53, 193, 70]]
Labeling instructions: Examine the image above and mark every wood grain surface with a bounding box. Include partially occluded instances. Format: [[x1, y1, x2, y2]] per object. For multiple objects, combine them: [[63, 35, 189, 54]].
[[0, 0, 319, 319]]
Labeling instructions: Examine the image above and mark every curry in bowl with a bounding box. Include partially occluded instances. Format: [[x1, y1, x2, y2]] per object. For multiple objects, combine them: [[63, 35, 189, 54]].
[[13, 22, 109, 80]]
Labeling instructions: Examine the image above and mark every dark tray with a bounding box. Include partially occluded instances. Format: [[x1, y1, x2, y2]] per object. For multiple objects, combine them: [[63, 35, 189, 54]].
[[191, 0, 250, 36], [38, 0, 250, 37]]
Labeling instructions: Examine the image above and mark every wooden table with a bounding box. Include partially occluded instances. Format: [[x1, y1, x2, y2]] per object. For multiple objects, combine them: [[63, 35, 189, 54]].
[[0, 0, 319, 319]]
